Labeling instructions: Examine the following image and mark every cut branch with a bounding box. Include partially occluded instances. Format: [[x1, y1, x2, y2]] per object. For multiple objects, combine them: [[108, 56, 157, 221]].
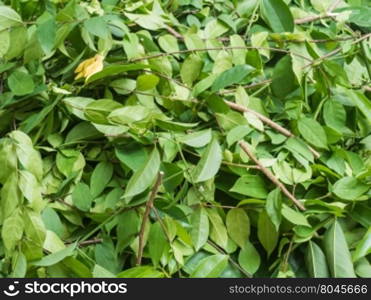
[[136, 171, 164, 265], [239, 141, 306, 211], [225, 101, 320, 159]]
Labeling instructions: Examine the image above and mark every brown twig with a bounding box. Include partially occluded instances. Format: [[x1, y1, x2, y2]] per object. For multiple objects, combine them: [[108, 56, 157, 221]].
[[327, 0, 343, 13], [239, 141, 306, 211], [294, 12, 339, 24], [219, 80, 272, 94], [225, 101, 321, 159], [225, 101, 293, 136], [207, 240, 252, 278], [136, 171, 164, 265], [302, 33, 371, 70], [218, 35, 361, 44], [78, 238, 103, 247], [165, 25, 184, 40], [55, 198, 76, 209], [295, 1, 342, 25]]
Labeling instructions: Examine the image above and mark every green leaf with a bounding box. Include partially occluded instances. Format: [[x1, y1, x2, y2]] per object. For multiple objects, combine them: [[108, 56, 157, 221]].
[[117, 210, 140, 251], [226, 208, 250, 248], [125, 13, 165, 30], [36, 12, 56, 55], [72, 182, 93, 211], [226, 125, 252, 147], [323, 100, 347, 132], [155, 119, 198, 132], [18, 170, 42, 206], [90, 161, 114, 197], [281, 204, 310, 227], [323, 220, 356, 277], [261, 0, 294, 33], [33, 243, 76, 267], [117, 266, 164, 278], [207, 209, 228, 250], [109, 105, 150, 125], [0, 139, 17, 184], [41, 208, 65, 238], [0, 30, 10, 58], [83, 16, 110, 39], [56, 149, 85, 177], [333, 177, 369, 201], [11, 251, 27, 277], [348, 6, 371, 27], [92, 264, 115, 278], [238, 241, 260, 275], [0, 173, 20, 223], [84, 99, 123, 124], [298, 117, 328, 149], [305, 241, 330, 278], [109, 78, 136, 95], [158, 34, 179, 53], [0, 6, 22, 30], [206, 94, 230, 114], [94, 239, 119, 274], [192, 137, 222, 183], [181, 54, 203, 87], [271, 56, 297, 98], [265, 188, 282, 231], [124, 148, 161, 198], [352, 227, 371, 262], [257, 210, 278, 257], [230, 175, 268, 198], [230, 34, 246, 65], [9, 130, 43, 181], [7, 70, 34, 96], [148, 222, 168, 267], [342, 89, 371, 123], [22, 210, 46, 260], [190, 254, 228, 278], [136, 74, 160, 91], [1, 210, 24, 253], [115, 145, 148, 172], [191, 207, 209, 251], [211, 65, 254, 92], [178, 129, 212, 148], [86, 63, 151, 83]]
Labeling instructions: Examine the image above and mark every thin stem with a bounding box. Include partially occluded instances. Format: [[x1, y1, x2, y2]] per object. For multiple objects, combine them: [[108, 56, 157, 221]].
[[239, 141, 306, 211], [207, 240, 252, 278], [294, 12, 339, 24], [225, 101, 321, 159], [219, 80, 272, 94], [136, 171, 164, 265]]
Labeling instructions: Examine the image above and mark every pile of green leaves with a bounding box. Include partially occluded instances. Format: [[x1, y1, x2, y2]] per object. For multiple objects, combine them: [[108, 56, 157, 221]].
[[0, 0, 370, 278]]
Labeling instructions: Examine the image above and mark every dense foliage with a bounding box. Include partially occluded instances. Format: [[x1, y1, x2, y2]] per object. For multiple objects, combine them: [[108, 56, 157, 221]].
[[0, 0, 370, 278]]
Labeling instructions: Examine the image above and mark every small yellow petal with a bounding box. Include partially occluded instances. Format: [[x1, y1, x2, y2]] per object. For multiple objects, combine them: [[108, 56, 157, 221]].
[[74, 54, 104, 80]]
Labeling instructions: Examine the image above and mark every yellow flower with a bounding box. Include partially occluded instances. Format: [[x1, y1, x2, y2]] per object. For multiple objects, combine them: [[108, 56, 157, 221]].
[[75, 54, 104, 80]]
